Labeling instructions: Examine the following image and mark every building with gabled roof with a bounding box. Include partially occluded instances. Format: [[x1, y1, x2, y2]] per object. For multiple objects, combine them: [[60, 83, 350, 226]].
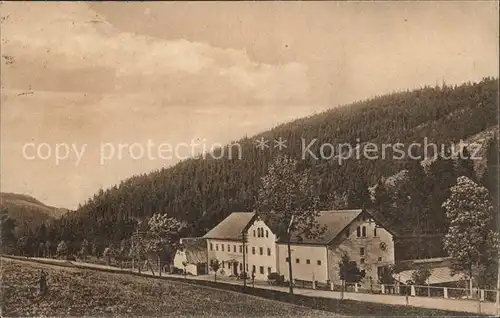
[[276, 209, 395, 286], [202, 209, 396, 285], [173, 237, 208, 275], [203, 211, 278, 280]]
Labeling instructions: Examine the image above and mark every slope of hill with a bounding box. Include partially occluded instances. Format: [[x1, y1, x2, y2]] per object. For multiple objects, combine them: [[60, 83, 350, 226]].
[[48, 77, 498, 245], [0, 192, 69, 229]]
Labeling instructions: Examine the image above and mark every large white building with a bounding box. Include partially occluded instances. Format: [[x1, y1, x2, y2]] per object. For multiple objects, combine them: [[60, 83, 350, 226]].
[[203, 212, 277, 280], [203, 209, 396, 285], [277, 209, 395, 287]]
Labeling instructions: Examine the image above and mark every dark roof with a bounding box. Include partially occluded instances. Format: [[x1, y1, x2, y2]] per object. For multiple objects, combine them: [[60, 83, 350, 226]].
[[203, 212, 256, 240], [285, 209, 363, 245], [177, 237, 207, 264]]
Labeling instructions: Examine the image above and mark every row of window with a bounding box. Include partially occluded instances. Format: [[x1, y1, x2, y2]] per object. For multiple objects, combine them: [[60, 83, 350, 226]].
[[346, 226, 378, 238], [219, 262, 273, 275], [359, 256, 382, 264], [285, 257, 322, 266], [253, 227, 269, 238], [209, 243, 272, 256]]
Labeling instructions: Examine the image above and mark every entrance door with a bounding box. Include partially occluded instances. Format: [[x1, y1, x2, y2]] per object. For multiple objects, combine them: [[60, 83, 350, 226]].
[[233, 263, 238, 276]]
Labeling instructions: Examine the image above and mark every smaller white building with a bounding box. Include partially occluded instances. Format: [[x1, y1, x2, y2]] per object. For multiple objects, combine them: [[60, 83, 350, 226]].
[[173, 237, 208, 275]]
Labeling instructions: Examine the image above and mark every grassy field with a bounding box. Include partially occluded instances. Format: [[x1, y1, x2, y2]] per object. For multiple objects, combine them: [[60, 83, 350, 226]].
[[1, 258, 338, 317]]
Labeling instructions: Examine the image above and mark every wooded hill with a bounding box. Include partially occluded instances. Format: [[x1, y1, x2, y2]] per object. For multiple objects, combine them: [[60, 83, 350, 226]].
[[0, 192, 68, 229], [37, 77, 499, 254]]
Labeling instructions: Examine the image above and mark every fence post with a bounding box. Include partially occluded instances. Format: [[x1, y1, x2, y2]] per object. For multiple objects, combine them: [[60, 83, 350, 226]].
[[443, 287, 448, 299], [330, 281, 334, 291], [410, 285, 416, 296], [312, 280, 316, 290], [480, 289, 485, 301], [381, 284, 385, 294], [354, 283, 359, 293]]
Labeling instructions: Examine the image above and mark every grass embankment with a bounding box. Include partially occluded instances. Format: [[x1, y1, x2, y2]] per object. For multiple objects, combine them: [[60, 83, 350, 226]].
[[1, 258, 486, 317], [1, 258, 337, 316]]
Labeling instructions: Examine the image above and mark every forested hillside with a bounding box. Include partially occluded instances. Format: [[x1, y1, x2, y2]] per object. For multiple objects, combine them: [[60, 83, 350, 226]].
[[28, 78, 498, 255], [0, 192, 68, 229]]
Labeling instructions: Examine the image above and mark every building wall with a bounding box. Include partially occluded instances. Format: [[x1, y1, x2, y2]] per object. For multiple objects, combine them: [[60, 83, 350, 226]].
[[205, 218, 277, 280], [246, 219, 277, 280], [173, 250, 199, 275], [206, 238, 244, 277], [327, 214, 395, 287], [276, 243, 329, 283]]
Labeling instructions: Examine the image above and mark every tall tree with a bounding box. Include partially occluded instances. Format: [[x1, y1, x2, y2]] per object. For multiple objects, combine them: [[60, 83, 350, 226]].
[[0, 210, 17, 254], [145, 213, 183, 266], [79, 239, 89, 261], [481, 137, 498, 214], [443, 176, 499, 294], [347, 178, 370, 209], [426, 154, 457, 232], [338, 253, 366, 283], [455, 146, 476, 181], [56, 240, 68, 259], [255, 154, 324, 295]]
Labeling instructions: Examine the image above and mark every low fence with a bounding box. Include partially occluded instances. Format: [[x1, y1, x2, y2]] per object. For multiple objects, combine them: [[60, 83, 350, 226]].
[[311, 281, 498, 304], [3, 255, 490, 316]]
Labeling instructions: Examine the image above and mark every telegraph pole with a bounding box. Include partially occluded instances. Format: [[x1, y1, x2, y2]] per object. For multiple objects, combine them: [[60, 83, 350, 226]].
[[287, 215, 295, 295], [496, 249, 500, 316], [242, 231, 247, 288]]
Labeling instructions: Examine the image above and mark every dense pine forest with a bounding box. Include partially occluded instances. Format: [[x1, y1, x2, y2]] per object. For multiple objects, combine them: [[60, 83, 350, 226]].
[[3, 78, 498, 258]]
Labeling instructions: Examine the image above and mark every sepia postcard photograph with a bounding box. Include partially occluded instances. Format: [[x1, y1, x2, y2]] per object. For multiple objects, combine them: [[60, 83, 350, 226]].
[[0, 0, 499, 316]]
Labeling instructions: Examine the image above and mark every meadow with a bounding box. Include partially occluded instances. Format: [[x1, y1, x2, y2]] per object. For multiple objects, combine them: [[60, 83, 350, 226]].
[[1, 258, 338, 317]]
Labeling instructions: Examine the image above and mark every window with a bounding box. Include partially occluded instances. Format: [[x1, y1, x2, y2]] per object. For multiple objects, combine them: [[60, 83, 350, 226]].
[[252, 265, 256, 273], [216, 244, 219, 251], [222, 261, 225, 267], [246, 264, 248, 271], [268, 267, 271, 274], [259, 247, 263, 255], [210, 243, 213, 251], [267, 248, 271, 256], [240, 263, 242, 271], [345, 227, 350, 237], [378, 257, 382, 262], [239, 245, 242, 253], [253, 230, 256, 237], [306, 259, 310, 264], [266, 230, 269, 238], [259, 266, 264, 274], [233, 245, 236, 253], [252, 247, 255, 254], [228, 244, 230, 251], [374, 227, 377, 237], [246, 246, 248, 253], [296, 258, 300, 264], [221, 244, 224, 252], [257, 228, 260, 237], [286, 257, 290, 262], [317, 260, 322, 266], [360, 248, 365, 256], [356, 226, 361, 237], [360, 258, 365, 264], [362, 226, 366, 237]]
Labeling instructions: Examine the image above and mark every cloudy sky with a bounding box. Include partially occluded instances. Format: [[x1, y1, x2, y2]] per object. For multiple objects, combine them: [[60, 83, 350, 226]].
[[1, 1, 498, 209]]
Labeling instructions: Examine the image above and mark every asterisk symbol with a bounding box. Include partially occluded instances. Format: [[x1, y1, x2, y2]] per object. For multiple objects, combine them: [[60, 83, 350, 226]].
[[254, 137, 269, 150], [274, 137, 287, 150]]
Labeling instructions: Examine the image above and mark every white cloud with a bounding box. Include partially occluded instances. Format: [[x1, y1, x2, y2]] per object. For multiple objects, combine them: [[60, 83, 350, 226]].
[[1, 2, 310, 103]]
